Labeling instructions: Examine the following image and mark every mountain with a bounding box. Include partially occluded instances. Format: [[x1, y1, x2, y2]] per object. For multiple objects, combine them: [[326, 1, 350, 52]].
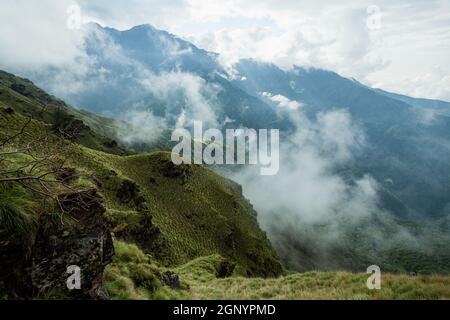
[[1, 70, 449, 300], [232, 60, 450, 219], [31, 23, 286, 131], [8, 23, 450, 274], [26, 23, 450, 221], [0, 70, 283, 298]]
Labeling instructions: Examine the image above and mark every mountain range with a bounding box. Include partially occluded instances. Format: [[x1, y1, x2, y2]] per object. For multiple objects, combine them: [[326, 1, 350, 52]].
[[4, 23, 449, 275], [27, 23, 450, 221], [2, 23, 450, 299]]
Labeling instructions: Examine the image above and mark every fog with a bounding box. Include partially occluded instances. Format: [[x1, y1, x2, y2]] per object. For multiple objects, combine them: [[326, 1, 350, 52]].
[[231, 108, 440, 271]]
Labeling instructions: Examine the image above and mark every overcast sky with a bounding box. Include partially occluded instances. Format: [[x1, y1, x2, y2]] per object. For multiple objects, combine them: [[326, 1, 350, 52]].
[[1, 0, 449, 101]]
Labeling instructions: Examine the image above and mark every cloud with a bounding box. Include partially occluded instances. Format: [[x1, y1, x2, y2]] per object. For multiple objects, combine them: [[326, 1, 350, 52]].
[[139, 71, 222, 128], [1, 0, 449, 101], [315, 110, 366, 162], [374, 65, 450, 101], [235, 109, 370, 222], [231, 109, 386, 269], [116, 110, 165, 145], [0, 0, 88, 71], [184, 0, 450, 100], [78, 0, 188, 31], [261, 92, 302, 110]]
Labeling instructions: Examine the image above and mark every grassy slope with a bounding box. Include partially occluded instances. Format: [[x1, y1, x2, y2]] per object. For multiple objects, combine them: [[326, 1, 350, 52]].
[[1, 70, 449, 300], [0, 70, 126, 155], [0, 94, 281, 277], [106, 244, 450, 300], [175, 255, 450, 300]]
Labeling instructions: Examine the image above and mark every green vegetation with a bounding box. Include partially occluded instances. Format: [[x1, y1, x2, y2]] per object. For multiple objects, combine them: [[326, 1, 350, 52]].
[[0, 71, 281, 282], [0, 70, 126, 155], [0, 183, 36, 238], [175, 255, 450, 300], [107, 250, 450, 300], [105, 240, 187, 300], [1, 70, 449, 300]]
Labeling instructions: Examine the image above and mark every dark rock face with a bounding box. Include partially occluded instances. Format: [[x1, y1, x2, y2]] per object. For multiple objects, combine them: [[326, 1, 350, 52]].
[[9, 83, 31, 97], [158, 271, 180, 289], [31, 189, 114, 299], [5, 107, 15, 114], [51, 111, 90, 140], [103, 140, 118, 148], [111, 179, 167, 260], [55, 167, 78, 183], [161, 160, 192, 184], [1, 189, 114, 299], [216, 258, 236, 278], [116, 179, 149, 211], [116, 179, 140, 204]]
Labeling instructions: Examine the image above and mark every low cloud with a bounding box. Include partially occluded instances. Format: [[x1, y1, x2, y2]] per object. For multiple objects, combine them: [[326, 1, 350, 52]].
[[235, 109, 371, 223], [139, 71, 222, 128], [261, 92, 302, 110], [0, 0, 88, 71], [232, 109, 411, 270], [116, 110, 166, 146]]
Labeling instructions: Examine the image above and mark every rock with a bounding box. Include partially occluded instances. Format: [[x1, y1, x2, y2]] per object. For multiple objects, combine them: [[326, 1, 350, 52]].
[[103, 140, 118, 148], [161, 160, 192, 184], [116, 179, 140, 204], [10, 83, 31, 97], [216, 258, 236, 278], [28, 189, 114, 299], [116, 179, 150, 212], [55, 167, 78, 184], [4, 107, 14, 114], [158, 271, 180, 289]]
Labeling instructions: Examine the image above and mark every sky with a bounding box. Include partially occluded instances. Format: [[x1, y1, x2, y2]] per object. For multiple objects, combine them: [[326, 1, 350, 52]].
[[1, 0, 450, 101]]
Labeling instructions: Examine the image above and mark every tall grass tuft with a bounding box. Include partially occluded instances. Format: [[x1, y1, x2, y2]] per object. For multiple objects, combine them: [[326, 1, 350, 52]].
[[0, 182, 36, 238]]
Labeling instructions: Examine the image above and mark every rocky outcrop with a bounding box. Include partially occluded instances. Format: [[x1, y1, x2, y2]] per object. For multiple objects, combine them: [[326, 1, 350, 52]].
[[216, 258, 236, 278], [1, 189, 114, 299], [112, 179, 164, 259], [157, 271, 180, 289], [160, 159, 192, 184]]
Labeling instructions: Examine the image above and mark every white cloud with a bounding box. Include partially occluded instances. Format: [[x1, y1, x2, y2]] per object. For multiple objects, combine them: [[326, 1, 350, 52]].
[[234, 108, 376, 226], [0, 0, 449, 101], [0, 0, 88, 71], [117, 110, 165, 145], [183, 0, 450, 100], [261, 92, 302, 110], [139, 71, 222, 128]]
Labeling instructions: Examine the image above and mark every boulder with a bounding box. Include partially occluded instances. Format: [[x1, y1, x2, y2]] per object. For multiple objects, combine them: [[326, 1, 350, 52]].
[[158, 271, 180, 289], [3, 189, 115, 299]]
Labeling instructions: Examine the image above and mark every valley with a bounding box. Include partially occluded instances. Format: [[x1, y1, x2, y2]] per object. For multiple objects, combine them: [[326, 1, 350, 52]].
[[1, 19, 450, 301]]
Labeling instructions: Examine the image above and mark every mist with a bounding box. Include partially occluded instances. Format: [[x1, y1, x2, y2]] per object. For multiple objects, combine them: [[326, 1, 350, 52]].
[[232, 108, 448, 271]]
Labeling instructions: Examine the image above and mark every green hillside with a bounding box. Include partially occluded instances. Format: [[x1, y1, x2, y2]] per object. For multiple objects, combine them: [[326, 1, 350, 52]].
[[1, 70, 449, 300]]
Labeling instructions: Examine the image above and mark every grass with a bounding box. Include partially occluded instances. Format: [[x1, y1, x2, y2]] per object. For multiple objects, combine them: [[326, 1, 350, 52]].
[[2, 69, 449, 300], [0, 70, 126, 155], [109, 152, 282, 276], [0, 182, 36, 237], [104, 240, 187, 300], [175, 255, 450, 300]]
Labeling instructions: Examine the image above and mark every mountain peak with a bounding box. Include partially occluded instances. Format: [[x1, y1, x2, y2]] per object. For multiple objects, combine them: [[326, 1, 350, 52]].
[[128, 23, 157, 32]]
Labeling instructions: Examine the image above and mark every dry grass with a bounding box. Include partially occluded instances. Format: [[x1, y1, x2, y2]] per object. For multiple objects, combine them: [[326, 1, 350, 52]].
[[176, 255, 450, 300]]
